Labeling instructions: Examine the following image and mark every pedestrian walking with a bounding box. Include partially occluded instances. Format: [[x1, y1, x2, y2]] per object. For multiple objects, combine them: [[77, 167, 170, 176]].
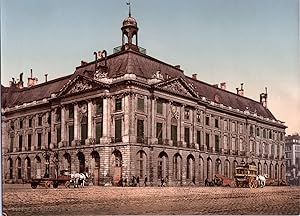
[[144, 175, 148, 187], [161, 177, 165, 187], [136, 176, 140, 187]]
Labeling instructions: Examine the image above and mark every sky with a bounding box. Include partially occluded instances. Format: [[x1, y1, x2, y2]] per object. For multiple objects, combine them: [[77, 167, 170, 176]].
[[1, 0, 299, 134]]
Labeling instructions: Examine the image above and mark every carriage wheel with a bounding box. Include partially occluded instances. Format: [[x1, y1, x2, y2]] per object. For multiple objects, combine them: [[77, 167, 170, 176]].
[[230, 181, 236, 188], [249, 178, 258, 189], [53, 182, 59, 188], [31, 184, 37, 189], [65, 181, 70, 188], [44, 181, 51, 189]]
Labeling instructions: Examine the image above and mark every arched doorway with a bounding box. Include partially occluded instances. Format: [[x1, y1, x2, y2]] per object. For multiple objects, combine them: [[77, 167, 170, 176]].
[[16, 157, 22, 180], [207, 157, 213, 180], [199, 156, 204, 183], [25, 157, 31, 180], [215, 159, 222, 175], [8, 158, 13, 180], [264, 162, 268, 177], [77, 152, 85, 173], [187, 154, 195, 183], [63, 153, 71, 171], [269, 163, 274, 179], [173, 153, 182, 185], [35, 156, 41, 179], [136, 150, 147, 180], [275, 163, 279, 180], [280, 164, 285, 180], [224, 160, 230, 178], [91, 151, 100, 185], [232, 160, 238, 178], [112, 150, 122, 185], [158, 151, 169, 181], [258, 162, 262, 175]]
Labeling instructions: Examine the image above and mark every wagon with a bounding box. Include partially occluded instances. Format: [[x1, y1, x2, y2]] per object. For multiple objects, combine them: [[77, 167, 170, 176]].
[[214, 174, 236, 187], [234, 163, 258, 188], [30, 178, 52, 189], [30, 170, 71, 189]]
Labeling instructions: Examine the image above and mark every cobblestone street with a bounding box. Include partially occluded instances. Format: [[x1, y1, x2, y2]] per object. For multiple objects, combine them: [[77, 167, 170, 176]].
[[3, 185, 300, 215]]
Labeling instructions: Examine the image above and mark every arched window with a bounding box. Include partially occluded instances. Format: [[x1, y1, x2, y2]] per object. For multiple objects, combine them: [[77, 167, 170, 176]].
[[25, 157, 31, 180], [77, 152, 85, 173], [173, 153, 182, 181], [187, 154, 195, 182], [215, 159, 221, 175], [137, 150, 147, 178], [8, 158, 13, 179], [63, 153, 72, 171], [17, 157, 22, 179], [199, 157, 204, 182], [158, 152, 168, 180], [207, 158, 212, 180], [224, 160, 230, 177]]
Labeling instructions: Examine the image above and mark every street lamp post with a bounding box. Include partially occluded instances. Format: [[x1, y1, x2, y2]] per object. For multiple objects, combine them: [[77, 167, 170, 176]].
[[41, 145, 59, 179]]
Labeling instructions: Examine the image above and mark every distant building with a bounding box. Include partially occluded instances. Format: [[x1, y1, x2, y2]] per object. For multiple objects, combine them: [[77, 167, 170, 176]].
[[285, 134, 300, 182], [2, 10, 287, 186]]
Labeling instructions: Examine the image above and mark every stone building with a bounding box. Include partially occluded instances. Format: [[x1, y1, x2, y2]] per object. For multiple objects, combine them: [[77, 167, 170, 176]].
[[2, 12, 286, 186], [285, 133, 300, 183]]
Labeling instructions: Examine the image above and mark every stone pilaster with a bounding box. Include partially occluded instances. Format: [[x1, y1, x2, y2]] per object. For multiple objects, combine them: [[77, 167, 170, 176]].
[[74, 103, 79, 142], [123, 95, 130, 143], [61, 105, 66, 143], [87, 101, 93, 139]]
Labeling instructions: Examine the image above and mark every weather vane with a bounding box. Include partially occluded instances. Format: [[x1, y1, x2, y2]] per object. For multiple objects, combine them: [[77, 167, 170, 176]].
[[126, 0, 131, 17]]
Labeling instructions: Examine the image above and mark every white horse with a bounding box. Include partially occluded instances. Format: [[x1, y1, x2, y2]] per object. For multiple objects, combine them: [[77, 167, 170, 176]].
[[256, 175, 267, 188], [71, 172, 90, 188]]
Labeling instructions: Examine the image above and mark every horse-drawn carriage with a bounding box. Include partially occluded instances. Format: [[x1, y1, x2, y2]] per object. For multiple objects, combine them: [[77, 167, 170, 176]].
[[234, 163, 258, 188], [30, 170, 72, 189]]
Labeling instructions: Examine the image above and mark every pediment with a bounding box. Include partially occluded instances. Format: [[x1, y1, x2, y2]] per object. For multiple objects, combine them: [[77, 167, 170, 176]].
[[58, 75, 107, 97], [154, 78, 198, 98]]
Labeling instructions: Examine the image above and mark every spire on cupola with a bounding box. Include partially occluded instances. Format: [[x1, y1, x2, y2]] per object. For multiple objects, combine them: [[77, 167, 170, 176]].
[[121, 0, 139, 51]]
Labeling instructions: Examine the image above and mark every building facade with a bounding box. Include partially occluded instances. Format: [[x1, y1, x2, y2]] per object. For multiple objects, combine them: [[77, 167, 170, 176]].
[[2, 13, 286, 186], [285, 134, 300, 184]]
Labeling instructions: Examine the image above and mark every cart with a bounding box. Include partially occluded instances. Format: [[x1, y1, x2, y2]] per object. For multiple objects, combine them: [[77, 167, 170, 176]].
[[234, 163, 258, 188]]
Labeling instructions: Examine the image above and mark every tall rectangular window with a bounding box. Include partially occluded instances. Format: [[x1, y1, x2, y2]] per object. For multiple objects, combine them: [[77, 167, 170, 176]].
[[37, 133, 42, 150], [19, 135, 23, 151], [184, 127, 190, 147], [196, 113, 201, 123], [205, 116, 210, 126], [9, 135, 14, 152], [96, 98, 103, 115], [38, 116, 42, 126], [137, 98, 144, 112], [206, 133, 210, 149], [115, 98, 122, 112], [115, 118, 122, 142], [29, 118, 32, 128], [232, 122, 236, 132], [96, 122, 102, 144], [57, 127, 61, 144], [80, 124, 87, 144], [69, 105, 74, 119], [197, 130, 201, 145], [69, 125, 74, 146], [171, 125, 177, 145], [48, 132, 51, 148], [47, 113, 51, 125], [27, 134, 32, 151], [56, 108, 61, 122], [215, 135, 219, 152], [184, 109, 190, 120], [20, 120, 23, 129], [137, 119, 144, 143], [156, 123, 163, 144], [215, 118, 219, 128], [157, 100, 163, 114]]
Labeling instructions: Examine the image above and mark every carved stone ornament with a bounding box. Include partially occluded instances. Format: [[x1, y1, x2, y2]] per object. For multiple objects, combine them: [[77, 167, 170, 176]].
[[162, 80, 192, 97], [94, 69, 108, 81], [170, 105, 179, 119], [68, 80, 92, 94], [152, 70, 164, 80]]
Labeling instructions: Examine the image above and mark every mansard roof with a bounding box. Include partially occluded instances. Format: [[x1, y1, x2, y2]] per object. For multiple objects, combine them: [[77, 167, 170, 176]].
[[2, 49, 277, 122]]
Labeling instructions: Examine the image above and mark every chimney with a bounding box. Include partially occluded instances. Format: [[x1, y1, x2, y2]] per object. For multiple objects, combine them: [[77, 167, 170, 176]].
[[220, 82, 226, 90], [81, 60, 87, 66], [45, 74, 48, 82], [213, 84, 219, 88], [260, 87, 268, 108], [15, 73, 24, 89], [174, 65, 181, 69], [27, 69, 38, 87], [237, 83, 244, 96], [192, 74, 197, 80]]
